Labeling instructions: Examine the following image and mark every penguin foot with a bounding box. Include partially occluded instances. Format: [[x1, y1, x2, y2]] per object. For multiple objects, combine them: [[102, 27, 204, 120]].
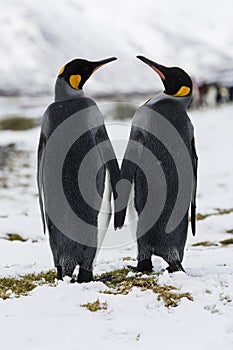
[[128, 258, 153, 273], [166, 261, 185, 273], [57, 266, 77, 282], [77, 268, 93, 283], [137, 259, 153, 272], [56, 266, 63, 280]]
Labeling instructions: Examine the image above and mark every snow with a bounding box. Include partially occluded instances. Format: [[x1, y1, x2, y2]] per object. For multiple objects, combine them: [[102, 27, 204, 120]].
[[0, 101, 233, 349], [1, 0, 233, 95]]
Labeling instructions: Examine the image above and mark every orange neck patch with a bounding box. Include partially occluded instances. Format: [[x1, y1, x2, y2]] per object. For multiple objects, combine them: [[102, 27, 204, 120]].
[[69, 74, 82, 90]]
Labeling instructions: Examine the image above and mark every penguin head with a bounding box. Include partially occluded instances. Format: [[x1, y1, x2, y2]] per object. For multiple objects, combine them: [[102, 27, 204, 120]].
[[57, 57, 117, 90], [137, 55, 192, 97]]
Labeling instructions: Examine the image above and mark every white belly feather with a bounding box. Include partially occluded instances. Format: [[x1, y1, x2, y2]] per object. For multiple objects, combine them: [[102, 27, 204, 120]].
[[127, 182, 139, 246], [93, 170, 112, 267]]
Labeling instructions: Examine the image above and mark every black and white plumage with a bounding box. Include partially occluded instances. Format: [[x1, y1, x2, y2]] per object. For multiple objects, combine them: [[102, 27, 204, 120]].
[[116, 56, 198, 273], [37, 57, 120, 282]]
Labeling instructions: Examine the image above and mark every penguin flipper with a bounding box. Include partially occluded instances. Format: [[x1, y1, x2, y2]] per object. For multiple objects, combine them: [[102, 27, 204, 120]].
[[95, 127, 121, 230], [116, 127, 145, 229], [37, 132, 46, 234], [191, 138, 198, 236]]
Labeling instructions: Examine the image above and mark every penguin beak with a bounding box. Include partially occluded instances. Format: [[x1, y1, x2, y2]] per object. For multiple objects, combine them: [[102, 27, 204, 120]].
[[137, 55, 166, 80], [92, 57, 117, 73]]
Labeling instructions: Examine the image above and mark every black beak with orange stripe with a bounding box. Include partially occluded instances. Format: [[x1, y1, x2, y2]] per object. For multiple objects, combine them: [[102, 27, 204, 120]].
[[137, 55, 192, 97], [58, 57, 117, 90]]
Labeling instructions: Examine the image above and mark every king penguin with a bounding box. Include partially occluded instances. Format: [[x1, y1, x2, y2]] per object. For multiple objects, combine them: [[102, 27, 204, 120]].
[[116, 56, 198, 273], [37, 57, 121, 282]]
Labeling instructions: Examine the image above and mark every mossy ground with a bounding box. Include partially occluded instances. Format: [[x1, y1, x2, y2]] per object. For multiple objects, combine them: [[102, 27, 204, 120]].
[[98, 268, 193, 308], [195, 208, 233, 221], [195, 213, 212, 221], [192, 238, 233, 247], [226, 229, 233, 234], [215, 208, 233, 215], [4, 233, 27, 242], [0, 270, 56, 300], [0, 116, 38, 131], [220, 238, 233, 245], [122, 257, 136, 261], [81, 298, 108, 312], [192, 241, 218, 247], [1, 233, 37, 243]]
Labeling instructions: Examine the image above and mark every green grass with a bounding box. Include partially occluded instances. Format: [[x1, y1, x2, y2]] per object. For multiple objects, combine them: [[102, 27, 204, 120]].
[[81, 298, 108, 312], [192, 241, 218, 247], [195, 213, 212, 221], [2, 233, 37, 243], [99, 268, 193, 307], [195, 208, 233, 221], [0, 271, 56, 300], [215, 208, 233, 215], [192, 238, 233, 247], [220, 238, 233, 246], [226, 229, 233, 234], [4, 233, 27, 242], [122, 257, 136, 261], [0, 116, 38, 131]]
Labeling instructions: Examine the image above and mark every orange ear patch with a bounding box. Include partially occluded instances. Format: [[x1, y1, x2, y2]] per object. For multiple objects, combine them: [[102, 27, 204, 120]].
[[58, 65, 65, 76], [69, 74, 81, 90], [172, 86, 190, 97]]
